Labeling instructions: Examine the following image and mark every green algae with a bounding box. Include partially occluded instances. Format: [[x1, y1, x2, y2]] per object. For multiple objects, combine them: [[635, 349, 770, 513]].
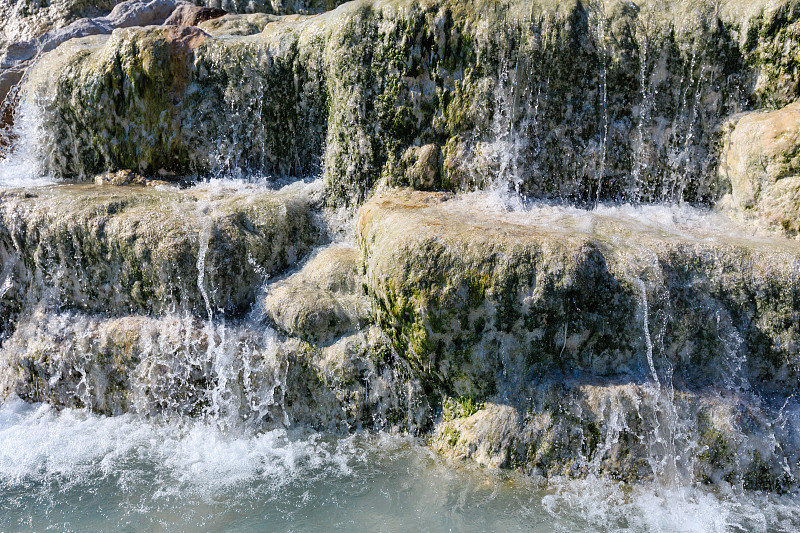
[[21, 0, 800, 205]]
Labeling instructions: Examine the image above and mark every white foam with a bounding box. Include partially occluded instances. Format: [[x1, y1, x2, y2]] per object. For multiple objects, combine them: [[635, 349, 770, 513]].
[[0, 97, 57, 188], [543, 475, 800, 533], [0, 397, 351, 497], [445, 189, 776, 242], [1, 398, 798, 531]]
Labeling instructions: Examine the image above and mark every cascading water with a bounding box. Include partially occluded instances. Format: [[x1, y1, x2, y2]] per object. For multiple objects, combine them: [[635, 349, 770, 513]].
[[0, 0, 799, 530]]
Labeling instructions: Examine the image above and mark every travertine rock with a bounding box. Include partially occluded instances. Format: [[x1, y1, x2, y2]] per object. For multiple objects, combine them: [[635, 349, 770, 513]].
[[17, 0, 800, 204], [261, 244, 372, 344], [0, 181, 323, 334], [720, 102, 800, 237], [358, 189, 800, 399]]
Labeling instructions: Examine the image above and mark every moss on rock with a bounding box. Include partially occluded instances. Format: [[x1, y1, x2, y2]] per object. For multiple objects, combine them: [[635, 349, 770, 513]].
[[18, 0, 800, 204], [358, 189, 800, 399], [431, 380, 798, 487], [0, 181, 322, 337]]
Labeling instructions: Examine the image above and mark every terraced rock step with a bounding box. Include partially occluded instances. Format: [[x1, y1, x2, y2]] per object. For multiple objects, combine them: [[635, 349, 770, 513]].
[[430, 381, 798, 491], [18, 0, 800, 206], [359, 189, 800, 399], [0, 310, 420, 432], [261, 244, 372, 344], [0, 181, 323, 337]]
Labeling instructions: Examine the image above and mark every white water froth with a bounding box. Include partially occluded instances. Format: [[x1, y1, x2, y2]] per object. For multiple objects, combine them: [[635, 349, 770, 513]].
[[1, 398, 798, 532], [0, 100, 56, 189], [0, 397, 351, 496], [449, 188, 779, 243], [544, 475, 800, 533]]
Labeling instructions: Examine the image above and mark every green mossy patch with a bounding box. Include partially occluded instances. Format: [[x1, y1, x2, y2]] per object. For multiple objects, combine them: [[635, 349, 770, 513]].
[[23, 0, 800, 205]]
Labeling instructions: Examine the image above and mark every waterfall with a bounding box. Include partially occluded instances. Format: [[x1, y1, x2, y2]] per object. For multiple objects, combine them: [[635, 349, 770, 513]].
[[0, 0, 799, 529], [634, 277, 659, 386]]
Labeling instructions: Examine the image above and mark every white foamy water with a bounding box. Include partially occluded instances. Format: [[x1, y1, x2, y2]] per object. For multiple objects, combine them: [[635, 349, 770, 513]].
[[1, 398, 798, 532], [446, 188, 790, 245], [0, 148, 56, 189], [0, 97, 57, 189]]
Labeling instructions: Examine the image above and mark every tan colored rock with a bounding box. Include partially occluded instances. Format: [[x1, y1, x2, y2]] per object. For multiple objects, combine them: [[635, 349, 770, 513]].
[[283, 325, 421, 431], [433, 402, 522, 469], [400, 144, 441, 190], [197, 13, 279, 36], [94, 169, 175, 186], [430, 381, 796, 489], [261, 244, 371, 344], [719, 102, 800, 237], [0, 181, 322, 330]]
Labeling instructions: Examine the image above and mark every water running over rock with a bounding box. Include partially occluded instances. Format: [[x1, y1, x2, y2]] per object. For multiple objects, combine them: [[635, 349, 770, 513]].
[[0, 0, 799, 529]]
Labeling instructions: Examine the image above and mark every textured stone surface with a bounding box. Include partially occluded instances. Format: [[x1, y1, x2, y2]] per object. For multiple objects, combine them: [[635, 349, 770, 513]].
[[0, 181, 323, 337], [16, 0, 800, 204], [192, 0, 348, 16], [94, 169, 173, 186], [0, 0, 342, 56], [0, 0, 119, 51], [196, 12, 279, 35], [0, 311, 223, 417], [0, 311, 423, 432], [359, 189, 800, 400], [165, 4, 226, 26], [261, 244, 372, 344], [1, 0, 189, 69], [720, 102, 800, 237], [431, 381, 799, 491]]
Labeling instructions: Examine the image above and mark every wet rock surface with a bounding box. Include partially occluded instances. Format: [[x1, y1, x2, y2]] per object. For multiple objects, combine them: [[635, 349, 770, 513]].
[[14, 0, 800, 203], [721, 102, 800, 237], [431, 381, 799, 491], [0, 182, 323, 334], [196, 12, 279, 35], [261, 244, 372, 344], [359, 189, 800, 399], [1, 0, 800, 494], [164, 4, 227, 26], [0, 310, 424, 433]]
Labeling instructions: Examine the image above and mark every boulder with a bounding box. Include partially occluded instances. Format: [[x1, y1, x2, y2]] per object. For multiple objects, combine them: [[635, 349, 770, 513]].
[[719, 102, 800, 237], [358, 189, 800, 399], [261, 244, 372, 344], [433, 402, 521, 469], [1, 0, 191, 69], [0, 0, 119, 50], [94, 168, 175, 186], [389, 144, 442, 190]]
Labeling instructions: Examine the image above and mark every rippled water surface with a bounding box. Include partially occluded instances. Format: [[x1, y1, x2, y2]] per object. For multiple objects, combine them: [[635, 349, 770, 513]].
[[1, 399, 798, 533]]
